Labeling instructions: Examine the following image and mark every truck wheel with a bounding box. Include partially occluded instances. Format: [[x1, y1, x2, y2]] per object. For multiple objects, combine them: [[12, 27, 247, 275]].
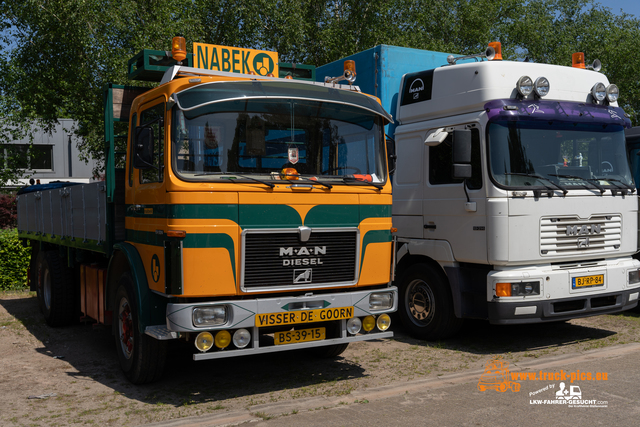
[[311, 343, 349, 358], [114, 273, 167, 384], [397, 263, 463, 340], [35, 250, 75, 327]]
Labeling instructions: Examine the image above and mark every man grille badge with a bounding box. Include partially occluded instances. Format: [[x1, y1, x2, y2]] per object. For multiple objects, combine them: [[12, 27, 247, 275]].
[[294, 269, 312, 283]]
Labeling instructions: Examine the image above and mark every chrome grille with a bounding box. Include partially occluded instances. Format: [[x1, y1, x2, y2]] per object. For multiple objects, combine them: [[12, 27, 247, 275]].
[[242, 229, 358, 290], [540, 214, 621, 256]]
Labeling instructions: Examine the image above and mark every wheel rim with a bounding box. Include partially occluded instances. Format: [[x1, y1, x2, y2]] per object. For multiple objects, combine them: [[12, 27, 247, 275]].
[[118, 297, 134, 360], [42, 268, 52, 311], [405, 278, 435, 326]]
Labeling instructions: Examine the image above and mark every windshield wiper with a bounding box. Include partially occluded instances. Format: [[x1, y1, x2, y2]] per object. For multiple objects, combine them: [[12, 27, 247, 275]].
[[341, 176, 384, 190], [592, 176, 636, 195], [547, 174, 606, 194], [504, 172, 568, 195], [194, 172, 275, 188]]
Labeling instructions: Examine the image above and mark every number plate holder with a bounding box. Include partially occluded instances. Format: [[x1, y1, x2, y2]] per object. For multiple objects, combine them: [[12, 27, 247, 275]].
[[572, 274, 604, 289], [274, 327, 326, 345]]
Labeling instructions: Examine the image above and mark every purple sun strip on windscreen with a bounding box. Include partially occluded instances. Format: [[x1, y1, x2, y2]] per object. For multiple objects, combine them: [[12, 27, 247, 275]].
[[484, 99, 631, 128]]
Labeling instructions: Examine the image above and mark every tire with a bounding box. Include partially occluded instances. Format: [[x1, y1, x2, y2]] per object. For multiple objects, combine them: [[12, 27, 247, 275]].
[[114, 272, 167, 384], [397, 263, 463, 340], [35, 250, 75, 327], [312, 343, 349, 358]]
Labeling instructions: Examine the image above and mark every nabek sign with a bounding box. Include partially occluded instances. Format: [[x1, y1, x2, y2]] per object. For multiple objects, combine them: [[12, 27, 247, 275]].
[[193, 43, 279, 76]]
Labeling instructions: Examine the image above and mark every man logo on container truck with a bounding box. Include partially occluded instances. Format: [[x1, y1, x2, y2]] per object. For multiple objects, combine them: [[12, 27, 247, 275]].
[[409, 78, 425, 100], [566, 224, 602, 249]]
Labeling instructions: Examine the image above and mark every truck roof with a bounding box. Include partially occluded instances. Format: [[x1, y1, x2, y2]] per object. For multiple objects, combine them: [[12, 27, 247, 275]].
[[397, 60, 615, 124]]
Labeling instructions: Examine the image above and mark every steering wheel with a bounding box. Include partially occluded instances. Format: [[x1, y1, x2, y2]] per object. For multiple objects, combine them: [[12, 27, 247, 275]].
[[322, 166, 362, 174]]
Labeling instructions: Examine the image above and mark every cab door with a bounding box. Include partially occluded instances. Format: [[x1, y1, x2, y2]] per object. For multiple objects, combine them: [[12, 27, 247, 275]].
[[129, 99, 169, 294], [422, 124, 487, 264]]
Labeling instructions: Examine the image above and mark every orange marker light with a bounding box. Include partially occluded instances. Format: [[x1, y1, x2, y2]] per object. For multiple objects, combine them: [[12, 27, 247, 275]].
[[496, 283, 511, 297], [489, 42, 502, 60], [572, 52, 586, 69], [344, 60, 356, 75], [281, 167, 299, 180], [172, 36, 187, 62], [166, 230, 187, 238], [284, 75, 293, 79]]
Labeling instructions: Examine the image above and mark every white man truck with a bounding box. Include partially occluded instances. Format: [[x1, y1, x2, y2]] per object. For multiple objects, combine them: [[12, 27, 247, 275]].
[[319, 44, 640, 340], [16, 39, 397, 383]]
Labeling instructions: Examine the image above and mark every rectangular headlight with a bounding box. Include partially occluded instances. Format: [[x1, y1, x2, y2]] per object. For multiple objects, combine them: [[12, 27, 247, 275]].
[[496, 281, 540, 297], [369, 292, 394, 310], [629, 269, 640, 285], [193, 306, 228, 327]]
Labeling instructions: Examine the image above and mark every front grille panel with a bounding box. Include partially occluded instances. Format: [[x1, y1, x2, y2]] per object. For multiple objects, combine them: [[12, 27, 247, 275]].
[[540, 214, 621, 256], [243, 230, 358, 289]]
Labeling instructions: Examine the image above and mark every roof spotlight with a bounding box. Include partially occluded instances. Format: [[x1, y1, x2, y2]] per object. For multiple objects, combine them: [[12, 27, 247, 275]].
[[533, 77, 550, 97], [606, 84, 619, 103], [591, 82, 606, 103], [516, 76, 533, 97]]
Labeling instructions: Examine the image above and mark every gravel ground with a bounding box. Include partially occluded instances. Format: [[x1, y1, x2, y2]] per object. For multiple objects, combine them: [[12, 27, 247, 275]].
[[1, 290, 639, 426]]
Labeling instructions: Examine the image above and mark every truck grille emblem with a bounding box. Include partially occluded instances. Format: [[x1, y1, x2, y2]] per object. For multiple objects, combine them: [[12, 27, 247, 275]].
[[294, 269, 312, 283]]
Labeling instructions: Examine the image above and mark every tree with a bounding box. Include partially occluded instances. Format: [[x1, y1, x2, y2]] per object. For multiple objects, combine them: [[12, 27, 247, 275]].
[[1, 0, 639, 187]]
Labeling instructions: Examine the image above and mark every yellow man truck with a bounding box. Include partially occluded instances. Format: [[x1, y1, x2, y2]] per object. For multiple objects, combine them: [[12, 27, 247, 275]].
[[16, 39, 397, 384]]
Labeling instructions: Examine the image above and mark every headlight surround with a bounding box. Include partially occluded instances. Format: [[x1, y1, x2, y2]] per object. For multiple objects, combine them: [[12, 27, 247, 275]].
[[591, 82, 606, 102], [496, 281, 541, 297], [369, 292, 394, 310], [193, 305, 228, 327], [232, 329, 251, 348], [516, 76, 533, 97], [606, 84, 619, 103], [347, 317, 362, 335], [376, 314, 391, 331], [534, 77, 550, 97]]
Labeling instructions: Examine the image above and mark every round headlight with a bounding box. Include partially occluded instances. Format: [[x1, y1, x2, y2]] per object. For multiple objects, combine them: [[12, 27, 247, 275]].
[[232, 329, 251, 348], [592, 82, 606, 102], [347, 317, 362, 335], [362, 315, 376, 332], [606, 84, 619, 103], [376, 314, 391, 331], [516, 76, 533, 97], [534, 77, 550, 97], [214, 330, 231, 349], [195, 332, 214, 352]]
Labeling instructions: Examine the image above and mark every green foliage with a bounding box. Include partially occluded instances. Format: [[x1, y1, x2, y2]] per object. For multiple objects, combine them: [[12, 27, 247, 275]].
[[0, 229, 30, 291], [0, 0, 639, 187]]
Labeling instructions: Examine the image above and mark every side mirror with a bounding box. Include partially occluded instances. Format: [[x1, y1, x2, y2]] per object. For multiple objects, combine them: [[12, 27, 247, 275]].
[[133, 126, 155, 170], [386, 137, 397, 175], [452, 129, 472, 179]]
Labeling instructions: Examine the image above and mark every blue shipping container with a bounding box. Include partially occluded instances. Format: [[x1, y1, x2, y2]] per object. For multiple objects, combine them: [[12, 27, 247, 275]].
[[317, 45, 452, 136]]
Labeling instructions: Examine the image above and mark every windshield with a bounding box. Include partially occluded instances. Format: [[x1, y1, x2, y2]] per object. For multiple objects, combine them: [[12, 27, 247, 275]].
[[172, 98, 386, 184], [488, 121, 633, 190]]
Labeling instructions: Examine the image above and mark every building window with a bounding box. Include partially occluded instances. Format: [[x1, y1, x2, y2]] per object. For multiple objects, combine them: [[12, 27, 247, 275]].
[[1, 144, 53, 171]]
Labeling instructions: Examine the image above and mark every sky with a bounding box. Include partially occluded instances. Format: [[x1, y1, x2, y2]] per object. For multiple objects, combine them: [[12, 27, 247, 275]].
[[604, 0, 640, 18]]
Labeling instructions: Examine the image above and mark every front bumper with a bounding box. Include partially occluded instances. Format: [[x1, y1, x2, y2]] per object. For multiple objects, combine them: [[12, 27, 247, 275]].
[[156, 287, 398, 360], [488, 288, 639, 324]]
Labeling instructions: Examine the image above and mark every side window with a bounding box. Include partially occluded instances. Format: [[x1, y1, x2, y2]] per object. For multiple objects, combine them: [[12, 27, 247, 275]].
[[138, 103, 165, 184], [128, 113, 137, 187], [429, 127, 482, 189]]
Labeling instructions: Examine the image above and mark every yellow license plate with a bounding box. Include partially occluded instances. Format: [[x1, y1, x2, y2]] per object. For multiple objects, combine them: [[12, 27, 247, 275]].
[[255, 306, 354, 327], [572, 274, 604, 288], [274, 327, 326, 345]]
